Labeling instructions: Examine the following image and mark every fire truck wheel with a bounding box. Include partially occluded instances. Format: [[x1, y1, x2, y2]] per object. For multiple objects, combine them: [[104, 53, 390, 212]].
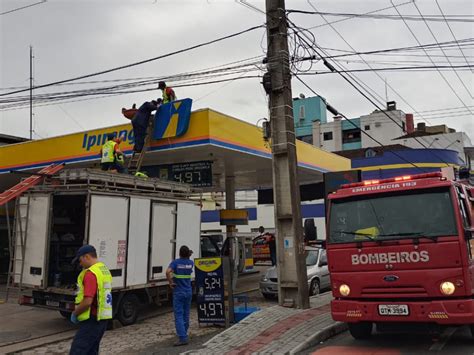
[[348, 322, 373, 339], [310, 279, 320, 296], [470, 325, 474, 338], [117, 294, 139, 326]]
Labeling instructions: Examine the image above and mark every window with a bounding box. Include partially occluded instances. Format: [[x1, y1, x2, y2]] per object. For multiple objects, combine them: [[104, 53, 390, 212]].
[[323, 132, 333, 141], [375, 122, 381, 128], [402, 121, 406, 132], [306, 250, 319, 266], [299, 106, 305, 120], [364, 125, 370, 130], [342, 129, 361, 144], [328, 188, 457, 244], [365, 148, 377, 158]]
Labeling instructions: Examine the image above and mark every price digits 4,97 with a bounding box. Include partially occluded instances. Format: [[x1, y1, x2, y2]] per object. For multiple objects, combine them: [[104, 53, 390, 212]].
[[199, 302, 224, 317]]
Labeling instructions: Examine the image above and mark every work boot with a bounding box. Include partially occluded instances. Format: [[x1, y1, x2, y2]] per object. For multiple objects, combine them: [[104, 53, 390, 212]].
[[173, 339, 188, 346]]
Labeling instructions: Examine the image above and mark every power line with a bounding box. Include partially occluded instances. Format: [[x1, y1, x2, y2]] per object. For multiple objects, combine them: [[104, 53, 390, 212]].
[[292, 73, 428, 172], [390, 0, 473, 115], [412, 1, 473, 99], [303, 0, 415, 31], [286, 17, 454, 167], [297, 64, 473, 74], [0, 0, 46, 16], [0, 24, 264, 97], [287, 9, 474, 23], [435, 0, 474, 74], [305, 0, 435, 125]]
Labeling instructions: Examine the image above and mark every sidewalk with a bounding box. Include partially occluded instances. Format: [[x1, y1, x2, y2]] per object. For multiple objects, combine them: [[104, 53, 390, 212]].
[[184, 292, 346, 355]]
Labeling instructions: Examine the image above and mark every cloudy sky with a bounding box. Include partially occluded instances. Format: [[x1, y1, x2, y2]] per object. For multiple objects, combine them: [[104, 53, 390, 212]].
[[1, 0, 472, 143]]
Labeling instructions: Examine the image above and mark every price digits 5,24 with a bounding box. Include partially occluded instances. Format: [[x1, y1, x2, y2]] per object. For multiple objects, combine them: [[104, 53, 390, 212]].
[[204, 276, 222, 290]]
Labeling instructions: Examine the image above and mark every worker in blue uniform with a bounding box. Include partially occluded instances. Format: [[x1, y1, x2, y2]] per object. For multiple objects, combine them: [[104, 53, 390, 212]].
[[166, 245, 194, 346], [131, 100, 160, 152]]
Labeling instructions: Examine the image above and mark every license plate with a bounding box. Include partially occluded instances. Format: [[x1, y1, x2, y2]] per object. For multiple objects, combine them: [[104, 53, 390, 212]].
[[46, 300, 60, 307], [378, 304, 409, 316]]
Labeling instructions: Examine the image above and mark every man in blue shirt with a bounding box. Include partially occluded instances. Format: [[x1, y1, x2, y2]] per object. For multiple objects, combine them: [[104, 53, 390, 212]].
[[131, 100, 160, 152], [166, 245, 194, 346]]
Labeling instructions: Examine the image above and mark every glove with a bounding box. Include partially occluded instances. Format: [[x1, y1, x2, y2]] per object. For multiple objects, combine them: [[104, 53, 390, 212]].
[[70, 313, 80, 325]]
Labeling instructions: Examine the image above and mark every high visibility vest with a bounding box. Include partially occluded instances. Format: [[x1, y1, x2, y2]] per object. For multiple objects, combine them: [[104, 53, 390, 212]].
[[75, 262, 113, 321], [116, 153, 124, 165], [162, 88, 176, 104], [101, 141, 117, 163]]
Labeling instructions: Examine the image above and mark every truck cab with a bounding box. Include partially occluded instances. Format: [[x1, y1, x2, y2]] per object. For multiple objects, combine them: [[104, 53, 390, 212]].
[[326, 171, 474, 339]]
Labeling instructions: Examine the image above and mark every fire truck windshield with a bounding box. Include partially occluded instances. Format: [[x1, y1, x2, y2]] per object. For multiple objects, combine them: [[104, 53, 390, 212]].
[[328, 189, 458, 244]]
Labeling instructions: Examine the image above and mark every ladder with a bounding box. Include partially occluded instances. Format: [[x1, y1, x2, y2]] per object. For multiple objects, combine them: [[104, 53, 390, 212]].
[[0, 163, 65, 207], [128, 119, 154, 175], [4, 195, 30, 302]]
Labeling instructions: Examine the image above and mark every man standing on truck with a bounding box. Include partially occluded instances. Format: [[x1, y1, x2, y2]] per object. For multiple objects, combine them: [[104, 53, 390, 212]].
[[166, 245, 194, 346], [100, 134, 124, 173], [69, 245, 113, 355]]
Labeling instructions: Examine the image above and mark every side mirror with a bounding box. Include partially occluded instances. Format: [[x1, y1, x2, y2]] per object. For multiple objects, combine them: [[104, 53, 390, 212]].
[[465, 229, 473, 240]]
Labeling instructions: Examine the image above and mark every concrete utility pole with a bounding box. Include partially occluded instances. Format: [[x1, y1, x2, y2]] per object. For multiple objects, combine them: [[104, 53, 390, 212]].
[[265, 0, 309, 309]]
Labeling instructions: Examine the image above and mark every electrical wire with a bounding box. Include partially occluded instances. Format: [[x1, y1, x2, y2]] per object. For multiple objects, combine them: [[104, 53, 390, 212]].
[[412, 1, 473, 99], [287, 9, 474, 23], [0, 0, 46, 16], [286, 17, 455, 167], [0, 24, 265, 97], [390, 0, 473, 115], [292, 73, 428, 172], [305, 0, 435, 124], [435, 0, 473, 74]]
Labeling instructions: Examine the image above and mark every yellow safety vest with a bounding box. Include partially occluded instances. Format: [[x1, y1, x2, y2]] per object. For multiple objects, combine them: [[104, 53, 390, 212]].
[[116, 153, 124, 166], [101, 141, 117, 163], [75, 262, 113, 321], [162, 88, 176, 104]]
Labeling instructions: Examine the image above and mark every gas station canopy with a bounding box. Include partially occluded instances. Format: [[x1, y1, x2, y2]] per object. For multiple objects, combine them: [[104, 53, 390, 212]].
[[0, 108, 350, 192]]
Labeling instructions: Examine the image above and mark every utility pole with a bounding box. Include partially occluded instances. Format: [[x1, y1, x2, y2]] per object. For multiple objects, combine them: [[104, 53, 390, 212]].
[[29, 45, 34, 140], [265, 0, 309, 309]]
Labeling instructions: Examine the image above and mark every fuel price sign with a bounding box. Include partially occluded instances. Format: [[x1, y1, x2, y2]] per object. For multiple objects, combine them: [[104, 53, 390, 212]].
[[195, 257, 226, 324]]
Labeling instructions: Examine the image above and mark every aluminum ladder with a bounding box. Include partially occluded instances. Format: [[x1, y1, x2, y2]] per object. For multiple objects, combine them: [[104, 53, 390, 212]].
[[128, 119, 155, 175], [0, 163, 65, 207]]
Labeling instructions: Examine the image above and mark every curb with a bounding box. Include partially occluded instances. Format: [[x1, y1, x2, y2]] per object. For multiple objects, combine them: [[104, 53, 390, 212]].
[[288, 321, 348, 354]]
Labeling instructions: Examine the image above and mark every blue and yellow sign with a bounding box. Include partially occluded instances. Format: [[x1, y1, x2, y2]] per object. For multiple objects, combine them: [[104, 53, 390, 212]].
[[153, 98, 192, 140], [219, 209, 249, 226]]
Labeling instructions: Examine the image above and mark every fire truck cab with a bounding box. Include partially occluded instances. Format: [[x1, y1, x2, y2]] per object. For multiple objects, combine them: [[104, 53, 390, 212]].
[[326, 170, 474, 339]]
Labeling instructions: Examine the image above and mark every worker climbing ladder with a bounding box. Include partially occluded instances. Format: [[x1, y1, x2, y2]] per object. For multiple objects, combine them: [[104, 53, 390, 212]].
[[128, 119, 155, 176]]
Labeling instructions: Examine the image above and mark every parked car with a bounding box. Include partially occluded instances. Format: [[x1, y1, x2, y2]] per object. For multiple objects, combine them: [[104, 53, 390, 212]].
[[259, 246, 329, 299]]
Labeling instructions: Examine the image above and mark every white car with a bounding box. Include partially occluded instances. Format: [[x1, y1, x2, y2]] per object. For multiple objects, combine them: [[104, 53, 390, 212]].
[[259, 246, 330, 298]]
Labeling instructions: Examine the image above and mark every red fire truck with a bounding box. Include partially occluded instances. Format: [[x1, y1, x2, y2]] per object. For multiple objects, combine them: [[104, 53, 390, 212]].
[[326, 170, 474, 339]]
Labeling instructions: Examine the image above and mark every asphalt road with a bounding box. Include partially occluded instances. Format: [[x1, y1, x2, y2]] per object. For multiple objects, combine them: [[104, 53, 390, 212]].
[[304, 325, 474, 355]]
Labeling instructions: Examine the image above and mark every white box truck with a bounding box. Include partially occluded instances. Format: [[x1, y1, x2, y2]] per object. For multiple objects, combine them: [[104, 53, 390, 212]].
[[11, 169, 201, 325]]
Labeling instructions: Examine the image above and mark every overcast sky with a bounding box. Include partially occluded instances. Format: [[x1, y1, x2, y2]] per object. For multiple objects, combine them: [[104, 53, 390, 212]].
[[1, 0, 472, 143]]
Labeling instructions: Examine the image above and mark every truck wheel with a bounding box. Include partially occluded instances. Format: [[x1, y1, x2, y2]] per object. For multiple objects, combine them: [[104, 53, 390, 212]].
[[310, 279, 320, 296], [348, 322, 373, 339], [470, 325, 474, 338], [117, 294, 139, 326], [59, 310, 71, 319]]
